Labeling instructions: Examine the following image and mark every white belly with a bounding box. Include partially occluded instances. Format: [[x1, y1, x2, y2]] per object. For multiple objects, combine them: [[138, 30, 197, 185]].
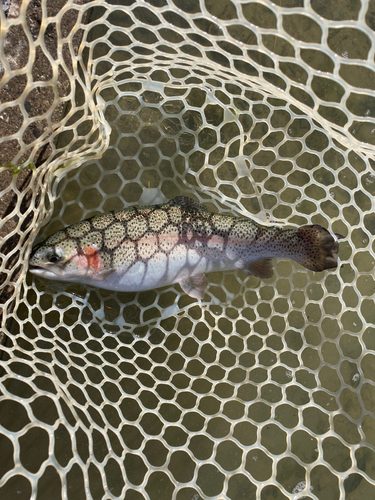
[[101, 245, 211, 292]]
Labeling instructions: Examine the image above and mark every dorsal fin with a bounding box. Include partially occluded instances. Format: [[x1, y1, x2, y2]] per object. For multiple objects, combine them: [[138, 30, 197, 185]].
[[179, 273, 206, 299], [168, 196, 207, 211]]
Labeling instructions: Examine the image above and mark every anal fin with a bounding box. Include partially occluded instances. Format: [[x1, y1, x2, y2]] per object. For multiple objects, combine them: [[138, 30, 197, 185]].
[[242, 258, 273, 279], [179, 273, 206, 299]]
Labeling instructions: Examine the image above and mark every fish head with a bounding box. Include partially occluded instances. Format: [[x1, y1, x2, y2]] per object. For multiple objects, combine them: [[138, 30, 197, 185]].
[[29, 232, 102, 282]]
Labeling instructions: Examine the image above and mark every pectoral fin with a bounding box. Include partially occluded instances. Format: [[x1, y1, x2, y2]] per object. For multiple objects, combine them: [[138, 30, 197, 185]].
[[242, 258, 273, 279], [179, 273, 206, 299], [91, 268, 115, 281]]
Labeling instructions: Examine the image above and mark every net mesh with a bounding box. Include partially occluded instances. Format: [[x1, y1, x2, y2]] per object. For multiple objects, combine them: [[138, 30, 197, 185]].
[[1, 0, 375, 499]]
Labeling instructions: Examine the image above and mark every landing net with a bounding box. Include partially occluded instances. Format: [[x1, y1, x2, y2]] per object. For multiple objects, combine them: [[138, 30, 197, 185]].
[[1, 1, 375, 499]]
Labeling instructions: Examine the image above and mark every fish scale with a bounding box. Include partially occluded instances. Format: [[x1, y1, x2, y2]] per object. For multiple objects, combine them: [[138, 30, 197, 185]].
[[29, 196, 340, 299]]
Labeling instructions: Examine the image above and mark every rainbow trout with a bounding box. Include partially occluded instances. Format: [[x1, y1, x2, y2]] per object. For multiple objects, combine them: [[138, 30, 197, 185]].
[[29, 196, 339, 299]]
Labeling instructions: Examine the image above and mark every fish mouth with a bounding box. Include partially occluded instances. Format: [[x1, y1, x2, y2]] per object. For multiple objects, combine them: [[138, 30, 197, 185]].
[[29, 265, 60, 278]]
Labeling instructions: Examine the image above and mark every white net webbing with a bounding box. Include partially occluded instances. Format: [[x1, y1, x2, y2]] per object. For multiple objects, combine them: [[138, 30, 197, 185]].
[[1, 0, 375, 499]]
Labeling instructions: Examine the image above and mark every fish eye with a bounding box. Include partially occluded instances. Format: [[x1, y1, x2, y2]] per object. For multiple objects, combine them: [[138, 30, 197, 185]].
[[47, 249, 63, 264]]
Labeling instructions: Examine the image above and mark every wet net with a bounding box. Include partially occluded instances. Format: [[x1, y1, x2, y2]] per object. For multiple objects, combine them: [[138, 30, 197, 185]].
[[1, 0, 375, 499]]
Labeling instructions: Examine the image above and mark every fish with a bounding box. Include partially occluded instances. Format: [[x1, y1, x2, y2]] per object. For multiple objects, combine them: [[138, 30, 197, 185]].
[[29, 196, 340, 299]]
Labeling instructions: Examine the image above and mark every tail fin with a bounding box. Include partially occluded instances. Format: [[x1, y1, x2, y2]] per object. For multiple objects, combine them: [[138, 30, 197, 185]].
[[296, 225, 340, 272]]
